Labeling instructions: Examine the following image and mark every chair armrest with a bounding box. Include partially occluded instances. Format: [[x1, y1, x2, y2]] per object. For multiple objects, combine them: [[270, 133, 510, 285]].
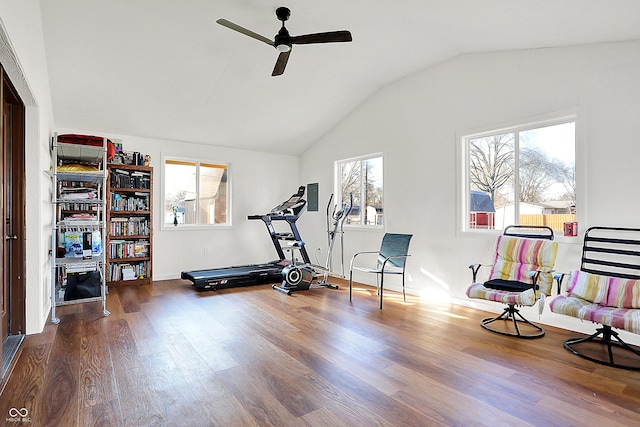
[[469, 263, 490, 282], [528, 268, 555, 289], [553, 272, 568, 295], [350, 251, 382, 270], [380, 254, 411, 271]]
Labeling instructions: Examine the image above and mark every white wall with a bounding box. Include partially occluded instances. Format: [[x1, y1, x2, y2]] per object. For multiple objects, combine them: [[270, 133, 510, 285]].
[[1, 0, 298, 335], [55, 128, 300, 281], [299, 40, 640, 344], [0, 1, 55, 334], [8, 0, 640, 349]]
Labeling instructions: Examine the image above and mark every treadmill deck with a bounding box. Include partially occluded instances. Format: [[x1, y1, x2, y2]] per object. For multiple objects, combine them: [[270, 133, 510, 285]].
[[181, 261, 286, 290]]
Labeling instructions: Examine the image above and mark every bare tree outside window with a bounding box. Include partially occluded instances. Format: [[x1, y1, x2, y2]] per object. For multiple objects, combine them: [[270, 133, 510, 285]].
[[469, 133, 514, 202], [338, 155, 383, 226], [519, 148, 572, 203], [466, 120, 576, 232]]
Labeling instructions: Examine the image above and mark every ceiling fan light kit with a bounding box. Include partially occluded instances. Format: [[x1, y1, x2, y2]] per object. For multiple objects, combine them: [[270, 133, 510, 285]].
[[216, 6, 352, 76]]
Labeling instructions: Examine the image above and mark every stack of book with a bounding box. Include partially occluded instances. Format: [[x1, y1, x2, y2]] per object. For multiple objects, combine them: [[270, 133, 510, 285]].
[[109, 217, 149, 236], [110, 193, 149, 211], [110, 168, 151, 189]]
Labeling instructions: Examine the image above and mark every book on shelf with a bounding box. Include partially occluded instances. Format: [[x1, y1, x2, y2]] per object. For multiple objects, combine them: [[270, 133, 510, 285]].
[[108, 260, 150, 282], [134, 240, 150, 257], [110, 167, 151, 189], [121, 265, 136, 281], [110, 193, 149, 211], [109, 216, 149, 236], [109, 239, 149, 258]]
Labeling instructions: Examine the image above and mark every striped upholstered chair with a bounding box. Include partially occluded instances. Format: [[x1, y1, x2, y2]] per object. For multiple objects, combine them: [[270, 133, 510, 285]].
[[550, 226, 640, 370], [466, 226, 558, 338]]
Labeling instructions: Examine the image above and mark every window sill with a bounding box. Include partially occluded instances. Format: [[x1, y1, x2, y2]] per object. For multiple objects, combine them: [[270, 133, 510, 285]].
[[344, 224, 384, 232], [460, 229, 583, 244], [160, 224, 234, 231]]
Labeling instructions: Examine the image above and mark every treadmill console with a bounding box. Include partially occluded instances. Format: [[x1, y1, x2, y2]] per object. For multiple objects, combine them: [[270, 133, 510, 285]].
[[270, 185, 307, 216]]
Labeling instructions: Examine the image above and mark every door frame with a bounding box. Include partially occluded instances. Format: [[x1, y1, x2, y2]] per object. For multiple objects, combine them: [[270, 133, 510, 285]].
[[2, 66, 26, 337]]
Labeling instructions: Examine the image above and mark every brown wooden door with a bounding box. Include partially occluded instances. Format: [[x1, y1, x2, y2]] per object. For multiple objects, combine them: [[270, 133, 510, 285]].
[[1, 66, 26, 361], [0, 67, 6, 357]]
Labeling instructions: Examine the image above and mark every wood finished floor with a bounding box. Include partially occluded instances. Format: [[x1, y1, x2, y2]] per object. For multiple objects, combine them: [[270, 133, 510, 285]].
[[2, 279, 640, 426]]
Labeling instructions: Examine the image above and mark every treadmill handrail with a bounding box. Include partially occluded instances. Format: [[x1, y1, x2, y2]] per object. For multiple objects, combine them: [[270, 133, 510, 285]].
[[248, 213, 303, 221]]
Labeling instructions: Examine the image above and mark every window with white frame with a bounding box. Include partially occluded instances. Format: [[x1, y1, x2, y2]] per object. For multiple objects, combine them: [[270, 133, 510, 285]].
[[336, 154, 383, 226], [163, 158, 230, 227], [462, 117, 576, 233]]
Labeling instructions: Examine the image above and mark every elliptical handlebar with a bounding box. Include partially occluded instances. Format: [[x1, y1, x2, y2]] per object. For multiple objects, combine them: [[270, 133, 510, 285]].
[[322, 192, 353, 277]]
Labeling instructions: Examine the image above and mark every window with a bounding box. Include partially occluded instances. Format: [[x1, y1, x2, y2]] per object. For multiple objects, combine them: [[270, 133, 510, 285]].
[[462, 117, 576, 233], [163, 158, 230, 227], [336, 154, 383, 226]]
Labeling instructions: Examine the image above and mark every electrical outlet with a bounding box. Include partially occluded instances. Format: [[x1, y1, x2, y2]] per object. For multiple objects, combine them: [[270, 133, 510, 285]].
[[203, 246, 210, 255]]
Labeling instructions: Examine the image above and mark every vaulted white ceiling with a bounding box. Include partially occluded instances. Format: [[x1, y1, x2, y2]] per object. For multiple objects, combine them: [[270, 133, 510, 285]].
[[39, 1, 640, 155]]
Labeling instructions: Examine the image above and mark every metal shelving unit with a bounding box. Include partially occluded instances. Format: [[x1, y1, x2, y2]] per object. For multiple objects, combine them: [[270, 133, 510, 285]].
[[48, 133, 110, 323]]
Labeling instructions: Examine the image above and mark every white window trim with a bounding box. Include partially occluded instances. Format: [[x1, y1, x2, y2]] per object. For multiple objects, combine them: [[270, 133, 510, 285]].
[[335, 152, 384, 229], [161, 153, 233, 231], [457, 111, 584, 242]]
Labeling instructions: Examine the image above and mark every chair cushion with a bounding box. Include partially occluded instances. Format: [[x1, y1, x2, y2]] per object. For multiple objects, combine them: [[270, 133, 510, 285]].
[[550, 295, 640, 334], [484, 279, 533, 292], [566, 270, 609, 304], [487, 235, 558, 296], [466, 283, 537, 306], [549, 294, 596, 320], [606, 276, 640, 308]]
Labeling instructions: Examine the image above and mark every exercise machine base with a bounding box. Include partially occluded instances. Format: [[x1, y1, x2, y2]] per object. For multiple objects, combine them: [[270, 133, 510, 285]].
[[181, 260, 286, 291], [272, 265, 339, 295]]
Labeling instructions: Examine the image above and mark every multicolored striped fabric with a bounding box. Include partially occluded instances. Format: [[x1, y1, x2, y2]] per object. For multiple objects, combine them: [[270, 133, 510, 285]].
[[566, 269, 609, 304], [466, 282, 538, 306], [466, 235, 558, 307], [550, 270, 640, 334], [487, 235, 558, 295], [550, 295, 640, 335], [606, 277, 640, 308]]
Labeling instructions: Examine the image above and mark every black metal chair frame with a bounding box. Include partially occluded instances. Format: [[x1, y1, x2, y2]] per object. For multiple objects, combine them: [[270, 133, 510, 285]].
[[560, 226, 640, 370], [349, 233, 412, 309], [470, 225, 555, 339]]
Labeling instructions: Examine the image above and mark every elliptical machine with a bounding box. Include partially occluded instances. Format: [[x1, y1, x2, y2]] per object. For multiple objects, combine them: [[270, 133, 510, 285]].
[[273, 193, 353, 295]]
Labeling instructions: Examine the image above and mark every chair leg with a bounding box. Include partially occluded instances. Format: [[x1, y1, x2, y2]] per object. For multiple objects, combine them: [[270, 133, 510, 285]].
[[349, 269, 353, 302], [379, 273, 384, 309], [480, 304, 545, 338], [402, 271, 406, 303], [564, 325, 640, 370]]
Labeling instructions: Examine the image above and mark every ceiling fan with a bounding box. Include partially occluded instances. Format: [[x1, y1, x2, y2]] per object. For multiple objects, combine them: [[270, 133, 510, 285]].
[[217, 6, 353, 76]]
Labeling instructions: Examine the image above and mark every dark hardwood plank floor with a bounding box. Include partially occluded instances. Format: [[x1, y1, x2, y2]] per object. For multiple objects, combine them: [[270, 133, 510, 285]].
[[2, 279, 640, 426]]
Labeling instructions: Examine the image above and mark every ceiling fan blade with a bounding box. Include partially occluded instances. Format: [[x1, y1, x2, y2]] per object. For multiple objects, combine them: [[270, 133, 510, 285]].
[[290, 30, 352, 45], [272, 50, 291, 76], [216, 18, 274, 46]]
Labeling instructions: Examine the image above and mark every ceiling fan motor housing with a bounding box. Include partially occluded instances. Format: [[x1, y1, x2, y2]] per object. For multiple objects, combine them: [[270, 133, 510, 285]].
[[275, 27, 291, 51], [276, 7, 291, 22]]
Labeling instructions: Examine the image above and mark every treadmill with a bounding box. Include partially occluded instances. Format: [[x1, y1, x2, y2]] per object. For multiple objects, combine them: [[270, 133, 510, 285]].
[[181, 186, 309, 291]]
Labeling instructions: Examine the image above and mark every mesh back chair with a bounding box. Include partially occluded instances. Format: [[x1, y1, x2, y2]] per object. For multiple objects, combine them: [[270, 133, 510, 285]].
[[349, 233, 412, 309], [466, 226, 558, 338]]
